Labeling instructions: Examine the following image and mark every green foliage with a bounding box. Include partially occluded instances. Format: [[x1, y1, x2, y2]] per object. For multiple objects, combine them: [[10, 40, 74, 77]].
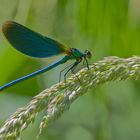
[[0, 0, 140, 140], [0, 56, 140, 140]]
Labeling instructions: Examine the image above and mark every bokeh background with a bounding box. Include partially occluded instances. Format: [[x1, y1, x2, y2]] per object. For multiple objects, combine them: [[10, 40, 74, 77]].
[[0, 0, 140, 140]]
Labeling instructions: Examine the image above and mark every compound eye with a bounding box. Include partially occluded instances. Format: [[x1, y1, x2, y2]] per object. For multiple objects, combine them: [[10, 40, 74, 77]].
[[85, 50, 92, 59], [87, 52, 92, 58]]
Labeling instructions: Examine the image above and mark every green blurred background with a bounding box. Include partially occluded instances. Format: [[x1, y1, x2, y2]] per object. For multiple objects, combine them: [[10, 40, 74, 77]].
[[0, 0, 140, 140]]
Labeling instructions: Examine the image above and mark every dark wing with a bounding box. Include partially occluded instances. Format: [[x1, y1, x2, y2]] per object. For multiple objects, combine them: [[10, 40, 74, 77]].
[[2, 21, 69, 58]]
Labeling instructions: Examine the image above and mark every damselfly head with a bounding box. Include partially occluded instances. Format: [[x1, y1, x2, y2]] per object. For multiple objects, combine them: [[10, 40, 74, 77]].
[[84, 50, 92, 59]]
